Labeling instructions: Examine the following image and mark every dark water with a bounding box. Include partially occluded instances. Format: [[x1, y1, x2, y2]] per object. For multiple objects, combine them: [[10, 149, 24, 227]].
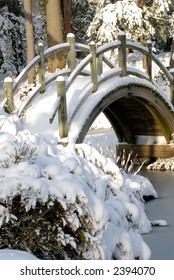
[[142, 169, 174, 260]]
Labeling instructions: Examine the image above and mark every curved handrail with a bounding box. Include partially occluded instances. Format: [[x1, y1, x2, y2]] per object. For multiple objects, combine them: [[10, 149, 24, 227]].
[[151, 53, 172, 82], [13, 55, 40, 92], [13, 42, 71, 93], [12, 34, 173, 95], [4, 32, 173, 118], [43, 42, 70, 58], [97, 41, 121, 55], [96, 39, 172, 83], [67, 53, 92, 89], [75, 42, 90, 53]]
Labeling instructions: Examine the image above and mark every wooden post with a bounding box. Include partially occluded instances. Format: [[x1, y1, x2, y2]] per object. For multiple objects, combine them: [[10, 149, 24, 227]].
[[4, 77, 14, 113], [89, 41, 97, 92], [97, 43, 103, 75], [57, 76, 68, 140], [118, 31, 127, 77], [38, 42, 45, 93], [170, 40, 174, 68], [169, 69, 174, 105], [67, 33, 76, 71], [146, 40, 152, 81]]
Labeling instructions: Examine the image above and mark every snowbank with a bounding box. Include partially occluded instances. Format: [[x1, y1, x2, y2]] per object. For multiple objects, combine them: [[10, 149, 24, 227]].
[[0, 114, 158, 259]]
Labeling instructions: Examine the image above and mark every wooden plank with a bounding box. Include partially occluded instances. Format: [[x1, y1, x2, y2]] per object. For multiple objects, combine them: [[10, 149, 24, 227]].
[[116, 144, 174, 158]]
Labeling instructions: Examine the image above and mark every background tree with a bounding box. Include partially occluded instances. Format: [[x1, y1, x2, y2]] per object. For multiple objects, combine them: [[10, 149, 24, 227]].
[[85, 0, 174, 52], [45, 0, 65, 72], [24, 0, 36, 83], [0, 1, 25, 75], [62, 0, 71, 36], [2, 0, 23, 16]]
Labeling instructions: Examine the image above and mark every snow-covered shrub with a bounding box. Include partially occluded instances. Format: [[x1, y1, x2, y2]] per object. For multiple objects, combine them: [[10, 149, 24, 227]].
[[87, 0, 174, 52], [154, 69, 169, 87], [71, 0, 96, 44], [0, 9, 45, 76], [147, 156, 174, 171], [0, 126, 156, 259], [0, 11, 25, 76], [0, 131, 107, 259]]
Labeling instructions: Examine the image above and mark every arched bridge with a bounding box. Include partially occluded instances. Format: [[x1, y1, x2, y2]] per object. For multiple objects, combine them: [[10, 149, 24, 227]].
[[4, 32, 174, 157]]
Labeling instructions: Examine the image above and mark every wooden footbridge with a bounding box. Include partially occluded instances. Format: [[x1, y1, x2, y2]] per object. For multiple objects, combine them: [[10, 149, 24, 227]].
[[3, 32, 174, 158]]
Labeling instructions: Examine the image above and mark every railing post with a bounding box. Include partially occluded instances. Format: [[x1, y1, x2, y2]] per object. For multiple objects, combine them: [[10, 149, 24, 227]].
[[4, 77, 14, 113], [169, 69, 174, 105], [57, 76, 68, 142], [97, 43, 103, 75], [170, 40, 174, 68], [89, 41, 97, 92], [118, 31, 127, 77], [146, 40, 152, 81], [67, 33, 76, 71], [38, 42, 45, 93]]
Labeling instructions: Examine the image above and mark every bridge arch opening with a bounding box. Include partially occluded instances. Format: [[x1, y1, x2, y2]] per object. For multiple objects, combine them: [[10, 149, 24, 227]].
[[84, 113, 118, 160], [70, 79, 174, 147]]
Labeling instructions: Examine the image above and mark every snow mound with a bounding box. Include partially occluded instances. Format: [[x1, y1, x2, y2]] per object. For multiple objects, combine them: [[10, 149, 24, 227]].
[[0, 124, 156, 259]]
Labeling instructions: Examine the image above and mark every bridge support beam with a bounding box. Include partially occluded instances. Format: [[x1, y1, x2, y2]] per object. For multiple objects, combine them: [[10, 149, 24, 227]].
[[90, 41, 98, 92], [169, 69, 174, 105], [97, 43, 103, 75], [146, 40, 152, 81], [4, 77, 14, 113], [67, 33, 76, 71], [118, 32, 127, 77], [38, 42, 45, 94]]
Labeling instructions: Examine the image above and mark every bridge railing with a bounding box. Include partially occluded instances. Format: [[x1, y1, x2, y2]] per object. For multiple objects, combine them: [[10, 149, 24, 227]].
[[3, 32, 174, 119]]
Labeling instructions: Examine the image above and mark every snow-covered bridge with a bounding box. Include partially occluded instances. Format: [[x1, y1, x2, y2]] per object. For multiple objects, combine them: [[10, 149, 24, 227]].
[[4, 32, 174, 157]]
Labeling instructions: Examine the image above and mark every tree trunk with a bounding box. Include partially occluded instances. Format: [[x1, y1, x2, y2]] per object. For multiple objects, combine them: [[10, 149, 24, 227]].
[[24, 0, 36, 83], [170, 41, 174, 68], [63, 0, 71, 36], [46, 0, 66, 72]]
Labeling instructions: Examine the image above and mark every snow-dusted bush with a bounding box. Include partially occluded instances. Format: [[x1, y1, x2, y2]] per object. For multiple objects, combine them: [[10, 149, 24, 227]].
[[0, 123, 157, 259], [0, 10, 45, 76], [146, 157, 174, 170], [0, 11, 25, 75], [87, 0, 174, 51]]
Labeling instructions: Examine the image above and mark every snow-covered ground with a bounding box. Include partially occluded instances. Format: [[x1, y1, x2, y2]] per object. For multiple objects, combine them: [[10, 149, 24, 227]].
[[0, 51, 172, 260]]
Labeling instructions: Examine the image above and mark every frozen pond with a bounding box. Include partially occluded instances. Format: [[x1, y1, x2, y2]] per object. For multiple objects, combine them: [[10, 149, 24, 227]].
[[142, 169, 174, 260]]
